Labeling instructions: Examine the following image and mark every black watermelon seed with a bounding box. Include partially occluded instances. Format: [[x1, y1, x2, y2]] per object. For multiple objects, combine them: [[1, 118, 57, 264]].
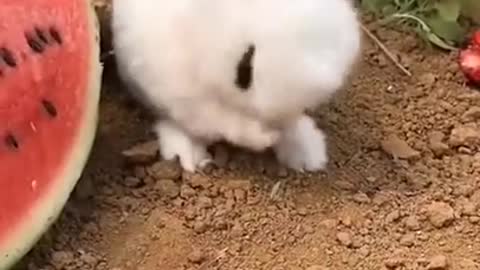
[[4, 133, 19, 150], [49, 27, 62, 45], [42, 99, 58, 118], [35, 27, 49, 44], [0, 48, 17, 67], [25, 32, 45, 53]]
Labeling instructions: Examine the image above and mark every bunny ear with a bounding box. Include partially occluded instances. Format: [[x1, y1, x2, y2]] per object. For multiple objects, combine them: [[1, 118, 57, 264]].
[[235, 44, 255, 91]]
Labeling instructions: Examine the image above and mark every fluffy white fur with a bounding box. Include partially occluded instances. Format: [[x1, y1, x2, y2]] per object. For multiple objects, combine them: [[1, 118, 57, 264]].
[[274, 115, 328, 172], [112, 0, 361, 172]]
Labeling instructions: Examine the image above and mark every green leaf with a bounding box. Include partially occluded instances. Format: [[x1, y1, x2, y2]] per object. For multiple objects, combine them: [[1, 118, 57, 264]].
[[417, 0, 435, 11], [407, 18, 454, 50], [435, 0, 461, 22], [425, 31, 457, 50], [358, 0, 472, 51], [382, 4, 399, 16], [425, 15, 465, 44], [396, 0, 416, 13]]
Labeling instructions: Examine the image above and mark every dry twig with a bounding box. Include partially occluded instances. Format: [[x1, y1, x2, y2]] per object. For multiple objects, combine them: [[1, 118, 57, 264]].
[[360, 23, 412, 77]]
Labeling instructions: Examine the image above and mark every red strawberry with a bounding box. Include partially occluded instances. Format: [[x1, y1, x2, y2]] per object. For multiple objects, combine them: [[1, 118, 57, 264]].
[[459, 47, 480, 85], [473, 30, 480, 48]]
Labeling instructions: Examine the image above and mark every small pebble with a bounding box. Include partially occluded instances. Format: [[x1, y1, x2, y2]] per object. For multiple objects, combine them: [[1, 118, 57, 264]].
[[51, 251, 74, 267], [459, 198, 476, 216], [358, 246, 370, 257], [155, 179, 180, 198], [124, 176, 142, 188], [233, 188, 247, 202], [180, 184, 196, 199], [122, 140, 158, 164], [320, 219, 337, 229], [335, 180, 355, 191], [426, 202, 455, 228], [381, 134, 420, 159], [399, 233, 415, 247], [427, 255, 448, 270], [462, 106, 480, 120], [193, 221, 208, 234], [189, 174, 213, 189], [149, 160, 182, 180], [385, 257, 404, 269], [449, 125, 480, 147], [469, 216, 480, 224], [353, 192, 371, 204], [188, 250, 206, 264], [405, 215, 421, 231], [196, 196, 213, 209], [385, 210, 401, 224], [340, 216, 352, 227], [336, 232, 352, 247], [428, 131, 450, 157]]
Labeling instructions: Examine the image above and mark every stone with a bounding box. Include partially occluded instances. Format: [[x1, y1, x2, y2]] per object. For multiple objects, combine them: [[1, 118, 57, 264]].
[[381, 134, 420, 159], [122, 140, 158, 164], [336, 232, 353, 247], [426, 202, 454, 228], [427, 255, 448, 270]]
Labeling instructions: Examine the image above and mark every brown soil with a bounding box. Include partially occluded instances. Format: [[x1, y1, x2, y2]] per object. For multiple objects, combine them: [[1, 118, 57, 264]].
[[16, 16, 480, 270]]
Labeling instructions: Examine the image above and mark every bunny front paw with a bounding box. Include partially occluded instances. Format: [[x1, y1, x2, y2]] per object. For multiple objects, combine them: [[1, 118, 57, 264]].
[[155, 120, 212, 172], [274, 115, 328, 172]]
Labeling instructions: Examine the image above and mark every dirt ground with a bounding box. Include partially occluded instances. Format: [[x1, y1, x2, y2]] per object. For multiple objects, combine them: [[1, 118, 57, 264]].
[[15, 15, 480, 270]]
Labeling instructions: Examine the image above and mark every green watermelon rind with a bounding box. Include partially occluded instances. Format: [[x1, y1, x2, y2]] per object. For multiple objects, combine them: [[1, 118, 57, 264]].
[[0, 1, 103, 269]]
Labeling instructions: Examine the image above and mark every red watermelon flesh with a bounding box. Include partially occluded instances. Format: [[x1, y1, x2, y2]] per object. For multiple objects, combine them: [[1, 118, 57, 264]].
[[0, 0, 102, 268]]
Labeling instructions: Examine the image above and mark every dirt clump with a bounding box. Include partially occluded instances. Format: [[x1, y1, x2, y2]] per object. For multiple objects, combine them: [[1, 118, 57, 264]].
[[426, 202, 455, 228]]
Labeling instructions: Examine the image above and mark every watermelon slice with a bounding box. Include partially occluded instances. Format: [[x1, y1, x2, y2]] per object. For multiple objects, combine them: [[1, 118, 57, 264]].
[[0, 0, 102, 268]]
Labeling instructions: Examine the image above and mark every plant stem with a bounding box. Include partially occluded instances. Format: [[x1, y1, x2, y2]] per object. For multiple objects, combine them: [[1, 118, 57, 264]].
[[360, 23, 412, 77]]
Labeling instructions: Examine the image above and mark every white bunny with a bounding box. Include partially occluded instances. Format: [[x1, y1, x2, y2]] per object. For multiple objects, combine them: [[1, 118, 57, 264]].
[[112, 0, 361, 172]]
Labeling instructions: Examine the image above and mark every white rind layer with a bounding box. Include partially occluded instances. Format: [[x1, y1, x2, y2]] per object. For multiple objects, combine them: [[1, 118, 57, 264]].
[[0, 1, 103, 269]]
